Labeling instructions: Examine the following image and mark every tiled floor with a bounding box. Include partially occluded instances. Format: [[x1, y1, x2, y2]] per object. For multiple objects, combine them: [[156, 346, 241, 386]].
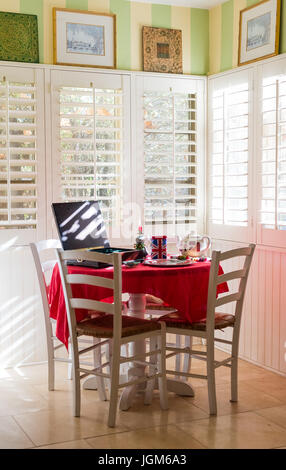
[[1, 346, 286, 449]]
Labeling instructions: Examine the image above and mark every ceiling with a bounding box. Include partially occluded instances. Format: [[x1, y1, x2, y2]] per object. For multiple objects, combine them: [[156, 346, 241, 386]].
[[128, 0, 227, 9]]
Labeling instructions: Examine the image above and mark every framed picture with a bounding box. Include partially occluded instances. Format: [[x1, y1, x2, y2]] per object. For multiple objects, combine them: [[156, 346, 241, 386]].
[[142, 26, 182, 74], [0, 11, 39, 63], [53, 8, 116, 69], [238, 0, 281, 66]]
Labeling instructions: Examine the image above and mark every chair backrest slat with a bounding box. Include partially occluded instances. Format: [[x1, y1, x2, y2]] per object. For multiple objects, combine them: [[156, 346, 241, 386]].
[[216, 268, 246, 285], [219, 246, 253, 262], [70, 298, 115, 314], [35, 239, 61, 253], [59, 249, 113, 264], [66, 273, 114, 290], [215, 292, 241, 308]]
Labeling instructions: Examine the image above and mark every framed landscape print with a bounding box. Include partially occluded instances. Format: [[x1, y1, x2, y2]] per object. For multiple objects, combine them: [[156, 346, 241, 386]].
[[143, 26, 182, 74], [238, 0, 281, 66], [0, 11, 39, 63], [53, 8, 116, 69]]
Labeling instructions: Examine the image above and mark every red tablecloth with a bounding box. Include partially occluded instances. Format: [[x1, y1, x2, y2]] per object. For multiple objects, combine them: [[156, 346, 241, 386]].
[[49, 261, 228, 348]]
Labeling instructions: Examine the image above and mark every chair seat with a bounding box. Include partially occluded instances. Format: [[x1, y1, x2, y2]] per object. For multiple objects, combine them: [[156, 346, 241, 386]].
[[159, 312, 235, 331], [76, 314, 160, 338]]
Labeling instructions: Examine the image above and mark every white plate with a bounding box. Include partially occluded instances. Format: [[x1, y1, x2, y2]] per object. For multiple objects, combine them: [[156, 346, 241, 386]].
[[143, 258, 194, 267]]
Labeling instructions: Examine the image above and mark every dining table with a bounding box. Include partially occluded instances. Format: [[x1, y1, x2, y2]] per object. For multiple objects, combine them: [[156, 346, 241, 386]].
[[48, 258, 228, 409]]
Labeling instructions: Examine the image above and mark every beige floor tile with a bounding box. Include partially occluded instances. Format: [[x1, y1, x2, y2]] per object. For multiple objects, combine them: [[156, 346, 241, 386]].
[[33, 380, 104, 412], [242, 376, 286, 403], [183, 381, 283, 416], [177, 412, 286, 449], [255, 405, 286, 430], [87, 424, 205, 449], [13, 407, 129, 447], [4, 362, 69, 386], [0, 416, 34, 449], [108, 394, 208, 429], [0, 381, 50, 417], [36, 439, 93, 449]]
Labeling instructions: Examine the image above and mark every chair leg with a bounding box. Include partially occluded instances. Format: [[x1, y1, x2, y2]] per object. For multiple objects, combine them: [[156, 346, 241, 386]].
[[144, 336, 157, 405], [47, 326, 55, 391], [93, 338, 107, 401], [182, 335, 193, 381], [68, 344, 73, 380], [71, 347, 81, 417], [206, 340, 217, 415], [108, 341, 121, 428], [175, 335, 181, 378], [157, 325, 168, 411], [104, 340, 112, 399], [231, 332, 239, 402], [48, 353, 55, 391], [230, 355, 238, 402]]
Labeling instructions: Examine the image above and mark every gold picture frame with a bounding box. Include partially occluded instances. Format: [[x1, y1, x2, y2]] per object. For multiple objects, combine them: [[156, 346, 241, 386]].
[[53, 8, 116, 69], [143, 26, 182, 74], [238, 0, 281, 67]]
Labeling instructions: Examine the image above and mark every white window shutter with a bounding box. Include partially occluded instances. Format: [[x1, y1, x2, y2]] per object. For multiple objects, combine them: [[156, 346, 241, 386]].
[[258, 58, 286, 248], [135, 75, 206, 239], [0, 66, 45, 244], [208, 69, 254, 243], [50, 71, 131, 245]]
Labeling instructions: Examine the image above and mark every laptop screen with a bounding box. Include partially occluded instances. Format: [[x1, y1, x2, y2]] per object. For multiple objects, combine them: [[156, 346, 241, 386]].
[[52, 201, 110, 251]]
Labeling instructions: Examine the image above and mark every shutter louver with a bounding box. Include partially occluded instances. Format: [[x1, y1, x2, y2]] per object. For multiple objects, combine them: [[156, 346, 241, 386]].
[[143, 90, 197, 232], [0, 78, 37, 229], [58, 85, 123, 230]]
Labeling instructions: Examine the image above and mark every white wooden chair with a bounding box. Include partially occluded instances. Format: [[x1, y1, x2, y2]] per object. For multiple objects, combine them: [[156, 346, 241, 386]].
[[160, 244, 255, 415], [30, 240, 63, 390], [56, 248, 168, 427], [30, 240, 106, 399]]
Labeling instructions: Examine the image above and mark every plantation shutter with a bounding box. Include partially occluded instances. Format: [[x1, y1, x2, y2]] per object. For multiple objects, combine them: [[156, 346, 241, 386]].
[[50, 70, 131, 244], [0, 66, 45, 243], [258, 59, 286, 248], [208, 69, 254, 242], [135, 75, 205, 239]]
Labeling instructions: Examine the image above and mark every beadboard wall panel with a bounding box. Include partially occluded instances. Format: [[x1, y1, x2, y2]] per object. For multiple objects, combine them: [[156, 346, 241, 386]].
[[212, 239, 286, 376], [0, 245, 46, 367]]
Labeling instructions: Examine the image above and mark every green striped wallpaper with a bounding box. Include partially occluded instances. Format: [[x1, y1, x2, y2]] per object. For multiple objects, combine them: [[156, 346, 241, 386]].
[[209, 0, 286, 75], [0, 0, 209, 75], [2, 1, 285, 77]]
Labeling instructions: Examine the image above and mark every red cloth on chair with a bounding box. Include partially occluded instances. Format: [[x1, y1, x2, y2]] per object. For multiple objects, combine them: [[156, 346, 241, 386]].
[[49, 261, 228, 348]]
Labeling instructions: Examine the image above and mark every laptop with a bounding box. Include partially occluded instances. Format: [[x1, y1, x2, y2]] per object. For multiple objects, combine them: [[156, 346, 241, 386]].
[[52, 201, 145, 268]]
